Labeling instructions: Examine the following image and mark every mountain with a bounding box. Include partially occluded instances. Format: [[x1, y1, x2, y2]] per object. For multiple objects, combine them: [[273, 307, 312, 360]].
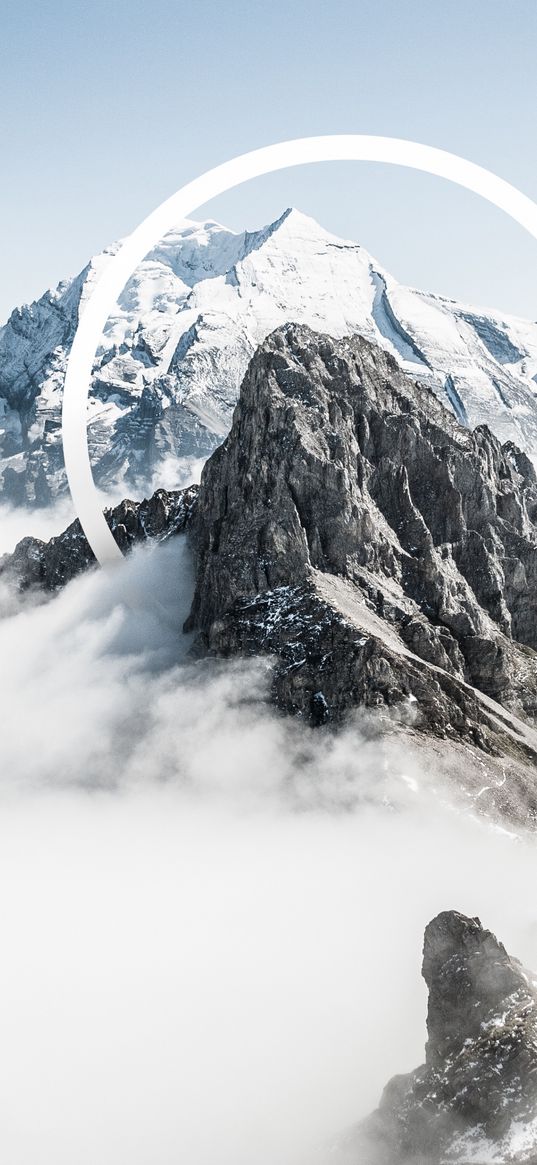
[[342, 911, 537, 1165], [7, 322, 537, 824], [3, 209, 537, 505], [184, 323, 537, 823]]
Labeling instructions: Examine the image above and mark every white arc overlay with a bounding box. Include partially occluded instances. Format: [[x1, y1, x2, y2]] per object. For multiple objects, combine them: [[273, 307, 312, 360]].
[[61, 134, 537, 566]]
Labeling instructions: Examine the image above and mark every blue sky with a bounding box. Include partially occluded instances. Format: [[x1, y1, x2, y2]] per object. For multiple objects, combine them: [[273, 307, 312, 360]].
[[2, 0, 537, 321]]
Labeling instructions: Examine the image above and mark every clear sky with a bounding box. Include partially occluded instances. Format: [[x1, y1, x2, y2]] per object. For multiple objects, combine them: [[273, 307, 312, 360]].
[[2, 0, 537, 323]]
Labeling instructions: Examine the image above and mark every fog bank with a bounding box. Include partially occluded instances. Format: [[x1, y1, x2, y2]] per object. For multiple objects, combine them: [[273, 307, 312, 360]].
[[0, 536, 536, 1165]]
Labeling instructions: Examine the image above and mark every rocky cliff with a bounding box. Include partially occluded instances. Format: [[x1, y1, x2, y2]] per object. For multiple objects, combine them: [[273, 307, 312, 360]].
[[185, 325, 537, 785], [343, 911, 537, 1164]]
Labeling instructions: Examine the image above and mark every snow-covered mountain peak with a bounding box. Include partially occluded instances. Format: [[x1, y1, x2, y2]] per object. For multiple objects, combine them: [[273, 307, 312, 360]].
[[240, 205, 356, 249], [3, 206, 537, 505], [237, 205, 373, 271]]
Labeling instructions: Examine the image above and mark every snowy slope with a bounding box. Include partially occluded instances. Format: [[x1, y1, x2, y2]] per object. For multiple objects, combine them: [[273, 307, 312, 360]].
[[2, 207, 537, 503]]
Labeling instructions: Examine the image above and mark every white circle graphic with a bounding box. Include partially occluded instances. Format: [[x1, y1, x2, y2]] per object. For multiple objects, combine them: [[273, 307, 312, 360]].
[[62, 134, 537, 565]]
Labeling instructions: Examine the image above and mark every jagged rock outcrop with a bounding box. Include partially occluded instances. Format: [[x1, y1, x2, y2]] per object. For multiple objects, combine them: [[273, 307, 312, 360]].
[[0, 485, 197, 592], [343, 911, 537, 1164], [185, 324, 537, 773]]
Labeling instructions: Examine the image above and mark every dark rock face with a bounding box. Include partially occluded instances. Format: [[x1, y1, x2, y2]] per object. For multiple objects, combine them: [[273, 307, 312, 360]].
[[0, 485, 198, 592], [185, 324, 537, 759], [348, 912, 537, 1164]]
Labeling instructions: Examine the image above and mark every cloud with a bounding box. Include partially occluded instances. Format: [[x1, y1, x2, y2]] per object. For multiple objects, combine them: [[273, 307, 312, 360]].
[[0, 534, 537, 1165], [0, 497, 76, 554]]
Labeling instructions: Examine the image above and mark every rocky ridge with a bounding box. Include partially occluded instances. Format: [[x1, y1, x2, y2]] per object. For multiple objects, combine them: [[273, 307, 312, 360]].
[[0, 485, 197, 592]]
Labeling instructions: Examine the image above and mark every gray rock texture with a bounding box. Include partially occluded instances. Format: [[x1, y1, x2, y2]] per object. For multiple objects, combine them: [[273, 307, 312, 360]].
[[344, 911, 537, 1164]]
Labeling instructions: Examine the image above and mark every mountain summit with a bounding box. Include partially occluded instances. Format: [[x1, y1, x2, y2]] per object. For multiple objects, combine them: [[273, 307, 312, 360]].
[[2, 209, 537, 504]]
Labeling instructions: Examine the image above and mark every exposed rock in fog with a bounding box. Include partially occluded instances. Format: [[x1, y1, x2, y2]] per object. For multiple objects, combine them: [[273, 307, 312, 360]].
[[0, 485, 197, 591], [342, 911, 537, 1164]]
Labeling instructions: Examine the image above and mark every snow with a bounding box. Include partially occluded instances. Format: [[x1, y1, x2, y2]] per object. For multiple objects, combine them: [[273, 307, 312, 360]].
[[447, 1115, 537, 1163]]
